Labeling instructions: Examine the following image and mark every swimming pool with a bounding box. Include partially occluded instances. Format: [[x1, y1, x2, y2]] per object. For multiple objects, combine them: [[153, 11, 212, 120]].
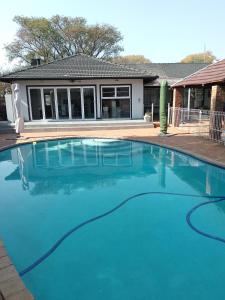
[[0, 138, 225, 300]]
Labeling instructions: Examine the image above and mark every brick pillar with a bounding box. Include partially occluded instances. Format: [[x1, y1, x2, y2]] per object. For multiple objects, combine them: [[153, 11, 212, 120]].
[[172, 87, 183, 126], [210, 85, 225, 111], [172, 88, 183, 108], [209, 85, 225, 141]]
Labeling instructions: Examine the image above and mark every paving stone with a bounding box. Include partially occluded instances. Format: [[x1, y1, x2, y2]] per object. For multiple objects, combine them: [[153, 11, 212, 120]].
[[7, 288, 34, 300], [0, 276, 25, 297], [0, 247, 7, 259], [0, 256, 12, 270], [0, 266, 18, 283]]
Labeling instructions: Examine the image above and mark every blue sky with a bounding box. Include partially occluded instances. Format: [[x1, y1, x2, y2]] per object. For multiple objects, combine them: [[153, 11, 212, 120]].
[[0, 0, 224, 69]]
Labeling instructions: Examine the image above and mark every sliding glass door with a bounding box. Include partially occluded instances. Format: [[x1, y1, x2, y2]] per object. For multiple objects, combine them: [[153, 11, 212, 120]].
[[70, 88, 82, 119], [83, 88, 95, 119], [29, 89, 43, 120], [43, 89, 56, 119], [28, 86, 96, 121], [57, 89, 69, 119]]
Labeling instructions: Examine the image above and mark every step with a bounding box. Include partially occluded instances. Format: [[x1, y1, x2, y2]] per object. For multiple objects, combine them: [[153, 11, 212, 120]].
[[24, 120, 152, 128], [0, 122, 15, 134], [23, 123, 154, 133]]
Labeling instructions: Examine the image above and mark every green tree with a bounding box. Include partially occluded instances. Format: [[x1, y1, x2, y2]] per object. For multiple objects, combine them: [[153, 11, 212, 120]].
[[181, 51, 216, 63], [112, 55, 151, 64], [5, 15, 123, 63]]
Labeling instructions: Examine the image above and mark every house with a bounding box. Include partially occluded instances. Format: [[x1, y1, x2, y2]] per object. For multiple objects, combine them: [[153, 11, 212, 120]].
[[0, 54, 208, 124], [172, 59, 225, 112], [126, 63, 208, 119], [172, 59, 225, 142]]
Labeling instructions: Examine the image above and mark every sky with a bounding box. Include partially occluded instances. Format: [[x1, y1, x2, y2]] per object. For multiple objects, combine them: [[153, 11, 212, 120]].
[[0, 0, 225, 70]]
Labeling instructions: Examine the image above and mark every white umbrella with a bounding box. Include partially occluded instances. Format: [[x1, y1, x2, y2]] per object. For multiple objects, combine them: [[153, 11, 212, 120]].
[[13, 83, 24, 134]]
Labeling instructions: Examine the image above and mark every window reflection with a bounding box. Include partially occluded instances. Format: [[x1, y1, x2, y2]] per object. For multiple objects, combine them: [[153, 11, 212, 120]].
[[3, 140, 225, 198]]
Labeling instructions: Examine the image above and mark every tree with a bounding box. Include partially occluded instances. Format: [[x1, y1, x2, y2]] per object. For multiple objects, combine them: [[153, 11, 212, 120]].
[[180, 51, 216, 63], [5, 15, 123, 64], [112, 55, 151, 64]]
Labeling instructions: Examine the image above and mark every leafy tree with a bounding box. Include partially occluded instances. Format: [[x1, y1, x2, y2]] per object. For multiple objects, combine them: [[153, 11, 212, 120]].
[[180, 51, 216, 63], [5, 15, 123, 63], [112, 55, 151, 64], [0, 82, 11, 96]]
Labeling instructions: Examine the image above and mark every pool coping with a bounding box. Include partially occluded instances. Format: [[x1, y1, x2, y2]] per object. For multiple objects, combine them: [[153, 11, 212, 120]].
[[0, 136, 224, 299], [1, 136, 225, 169], [0, 241, 34, 300]]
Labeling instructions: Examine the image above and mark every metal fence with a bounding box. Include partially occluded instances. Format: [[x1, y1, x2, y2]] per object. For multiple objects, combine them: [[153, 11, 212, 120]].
[[168, 108, 225, 145]]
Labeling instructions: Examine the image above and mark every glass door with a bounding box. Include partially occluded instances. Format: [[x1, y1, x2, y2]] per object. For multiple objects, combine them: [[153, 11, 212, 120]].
[[57, 89, 69, 119], [70, 88, 82, 119], [29, 89, 43, 120], [83, 87, 95, 119], [43, 89, 56, 119]]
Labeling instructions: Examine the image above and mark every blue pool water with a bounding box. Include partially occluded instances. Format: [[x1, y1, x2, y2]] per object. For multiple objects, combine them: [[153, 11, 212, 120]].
[[0, 138, 225, 300]]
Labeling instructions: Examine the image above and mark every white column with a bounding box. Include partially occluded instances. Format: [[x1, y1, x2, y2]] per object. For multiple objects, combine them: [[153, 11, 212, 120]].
[[187, 88, 191, 120]]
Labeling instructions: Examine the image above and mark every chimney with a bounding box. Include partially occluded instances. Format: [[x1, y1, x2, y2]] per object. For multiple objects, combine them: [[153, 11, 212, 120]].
[[31, 58, 41, 66]]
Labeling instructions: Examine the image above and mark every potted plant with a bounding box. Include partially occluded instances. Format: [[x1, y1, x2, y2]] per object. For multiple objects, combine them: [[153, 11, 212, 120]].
[[144, 111, 152, 122]]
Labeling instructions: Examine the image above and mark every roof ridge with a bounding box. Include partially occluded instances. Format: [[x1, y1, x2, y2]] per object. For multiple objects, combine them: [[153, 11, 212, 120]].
[[2, 53, 157, 78], [172, 58, 225, 87], [79, 53, 156, 76], [127, 62, 209, 65], [2, 53, 83, 77]]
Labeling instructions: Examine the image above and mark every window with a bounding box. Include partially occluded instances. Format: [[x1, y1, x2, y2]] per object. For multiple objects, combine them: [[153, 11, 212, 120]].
[[101, 85, 131, 119], [102, 87, 115, 98], [116, 87, 129, 97]]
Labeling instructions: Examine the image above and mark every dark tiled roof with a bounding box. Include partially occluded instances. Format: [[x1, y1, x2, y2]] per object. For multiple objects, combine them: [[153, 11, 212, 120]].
[[173, 59, 225, 87], [126, 63, 209, 79], [0, 54, 157, 82]]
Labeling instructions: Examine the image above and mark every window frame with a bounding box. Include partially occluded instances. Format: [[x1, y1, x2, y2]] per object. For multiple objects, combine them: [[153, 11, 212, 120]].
[[100, 85, 132, 119], [28, 86, 96, 121], [101, 85, 130, 99]]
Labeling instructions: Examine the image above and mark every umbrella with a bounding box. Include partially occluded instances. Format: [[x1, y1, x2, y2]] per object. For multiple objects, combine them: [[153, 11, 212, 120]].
[[159, 80, 168, 135], [13, 83, 24, 134]]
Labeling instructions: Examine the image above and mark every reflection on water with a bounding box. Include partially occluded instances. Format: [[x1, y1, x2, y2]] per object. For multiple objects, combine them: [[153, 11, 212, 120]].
[[1, 138, 225, 197]]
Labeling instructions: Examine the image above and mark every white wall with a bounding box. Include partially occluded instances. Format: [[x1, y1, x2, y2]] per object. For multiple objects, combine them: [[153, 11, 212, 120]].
[[11, 78, 144, 120], [5, 94, 15, 122]]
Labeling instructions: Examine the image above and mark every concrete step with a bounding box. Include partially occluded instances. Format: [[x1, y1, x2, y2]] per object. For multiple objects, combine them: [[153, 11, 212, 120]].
[[23, 121, 154, 132], [0, 122, 15, 134]]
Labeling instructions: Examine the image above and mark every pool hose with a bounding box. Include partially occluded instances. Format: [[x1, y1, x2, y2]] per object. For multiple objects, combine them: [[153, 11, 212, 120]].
[[19, 192, 225, 277]]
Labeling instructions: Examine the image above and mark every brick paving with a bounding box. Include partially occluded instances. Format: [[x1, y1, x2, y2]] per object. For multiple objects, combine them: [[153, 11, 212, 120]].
[[0, 242, 33, 300]]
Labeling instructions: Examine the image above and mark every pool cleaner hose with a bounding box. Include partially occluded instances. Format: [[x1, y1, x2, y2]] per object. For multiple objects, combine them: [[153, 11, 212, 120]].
[[19, 192, 225, 277]]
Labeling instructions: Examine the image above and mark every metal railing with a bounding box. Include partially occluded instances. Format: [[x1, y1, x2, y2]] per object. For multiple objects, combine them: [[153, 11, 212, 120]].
[[168, 107, 225, 145]]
